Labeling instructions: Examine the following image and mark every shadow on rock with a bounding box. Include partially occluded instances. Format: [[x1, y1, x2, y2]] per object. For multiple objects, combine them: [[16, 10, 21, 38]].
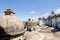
[[51, 28, 60, 33], [0, 26, 11, 40]]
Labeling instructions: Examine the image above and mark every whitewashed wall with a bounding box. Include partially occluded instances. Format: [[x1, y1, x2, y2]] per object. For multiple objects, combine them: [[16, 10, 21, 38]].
[[48, 20, 52, 27], [56, 17, 60, 28], [38, 20, 45, 26], [45, 20, 49, 25], [51, 18, 56, 27], [56, 17, 60, 22]]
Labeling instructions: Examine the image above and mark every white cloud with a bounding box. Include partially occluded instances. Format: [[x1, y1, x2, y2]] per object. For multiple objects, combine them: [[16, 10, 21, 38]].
[[40, 13, 50, 18], [40, 8, 60, 18], [54, 8, 60, 14], [31, 11, 36, 14]]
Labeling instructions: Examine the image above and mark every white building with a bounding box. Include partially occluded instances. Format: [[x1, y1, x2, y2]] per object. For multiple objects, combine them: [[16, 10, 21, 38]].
[[47, 11, 56, 27], [38, 17, 46, 26], [56, 14, 60, 28], [37, 11, 60, 29], [47, 11, 60, 29]]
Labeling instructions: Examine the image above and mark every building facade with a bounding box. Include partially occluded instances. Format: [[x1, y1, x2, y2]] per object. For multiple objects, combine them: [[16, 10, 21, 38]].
[[47, 11, 56, 27], [56, 14, 60, 28], [38, 17, 46, 26], [47, 11, 60, 29]]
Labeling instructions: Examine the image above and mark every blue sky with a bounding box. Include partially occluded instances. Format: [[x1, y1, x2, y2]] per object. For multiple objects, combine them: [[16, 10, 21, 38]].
[[0, 0, 60, 21]]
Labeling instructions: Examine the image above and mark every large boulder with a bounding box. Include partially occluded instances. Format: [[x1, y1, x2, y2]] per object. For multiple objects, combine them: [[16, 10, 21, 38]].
[[0, 15, 26, 36], [25, 20, 36, 31], [25, 21, 36, 27]]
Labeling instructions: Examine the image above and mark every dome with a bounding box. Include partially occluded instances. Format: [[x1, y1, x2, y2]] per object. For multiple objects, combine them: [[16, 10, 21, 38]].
[[0, 15, 26, 36]]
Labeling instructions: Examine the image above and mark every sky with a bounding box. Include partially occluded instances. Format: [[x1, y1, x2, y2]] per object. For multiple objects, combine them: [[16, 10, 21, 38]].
[[0, 0, 60, 21]]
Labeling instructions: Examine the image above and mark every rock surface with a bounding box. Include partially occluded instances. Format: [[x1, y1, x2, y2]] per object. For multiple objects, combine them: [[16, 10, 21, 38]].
[[0, 15, 25, 35], [11, 26, 60, 40], [23, 31, 44, 40]]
